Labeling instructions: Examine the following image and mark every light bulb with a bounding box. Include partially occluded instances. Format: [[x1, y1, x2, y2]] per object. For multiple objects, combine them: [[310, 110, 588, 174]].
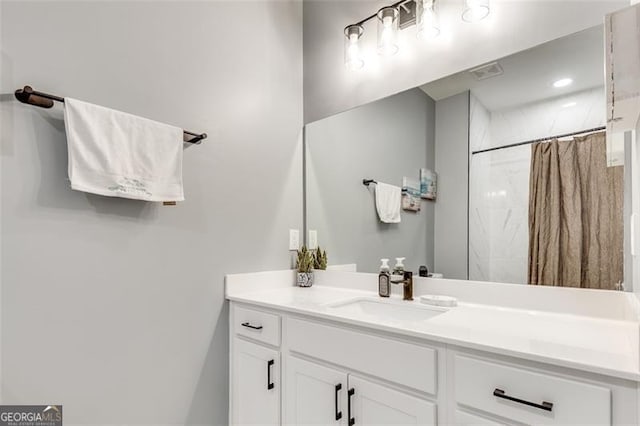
[[344, 25, 364, 70], [462, 0, 490, 23], [417, 0, 440, 40], [377, 7, 399, 56]]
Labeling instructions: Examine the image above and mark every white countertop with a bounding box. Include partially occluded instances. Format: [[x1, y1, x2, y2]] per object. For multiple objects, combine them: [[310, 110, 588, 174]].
[[227, 283, 640, 382]]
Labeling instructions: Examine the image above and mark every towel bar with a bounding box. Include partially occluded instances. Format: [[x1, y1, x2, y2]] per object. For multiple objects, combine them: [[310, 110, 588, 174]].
[[15, 85, 207, 145]]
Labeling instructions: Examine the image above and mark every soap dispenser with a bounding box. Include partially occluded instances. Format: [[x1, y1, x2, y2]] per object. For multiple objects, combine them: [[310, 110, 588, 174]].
[[378, 259, 391, 297], [391, 257, 406, 282]]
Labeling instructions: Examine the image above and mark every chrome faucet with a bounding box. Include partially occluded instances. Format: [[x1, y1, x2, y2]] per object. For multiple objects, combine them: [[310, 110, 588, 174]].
[[391, 271, 413, 301]]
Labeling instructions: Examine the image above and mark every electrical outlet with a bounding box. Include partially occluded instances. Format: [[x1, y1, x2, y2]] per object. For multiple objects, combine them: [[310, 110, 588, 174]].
[[308, 230, 318, 250], [289, 229, 300, 251]]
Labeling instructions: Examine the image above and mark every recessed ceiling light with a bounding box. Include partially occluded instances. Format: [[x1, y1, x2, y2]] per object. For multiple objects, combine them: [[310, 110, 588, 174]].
[[562, 102, 577, 108], [553, 78, 573, 88]]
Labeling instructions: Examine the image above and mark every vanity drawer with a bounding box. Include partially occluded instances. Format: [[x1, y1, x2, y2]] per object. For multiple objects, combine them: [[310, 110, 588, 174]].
[[233, 305, 281, 347], [454, 355, 611, 425], [287, 317, 437, 394]]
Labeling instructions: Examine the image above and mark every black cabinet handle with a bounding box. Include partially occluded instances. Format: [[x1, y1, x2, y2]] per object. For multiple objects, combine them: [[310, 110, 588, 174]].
[[334, 384, 343, 420], [267, 359, 275, 390], [348, 387, 355, 426], [241, 322, 263, 330], [493, 388, 553, 412]]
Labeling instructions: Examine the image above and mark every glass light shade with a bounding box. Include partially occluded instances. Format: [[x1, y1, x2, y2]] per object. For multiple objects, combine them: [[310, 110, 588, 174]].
[[344, 25, 364, 70], [462, 0, 490, 22], [416, 0, 440, 39], [377, 7, 399, 56]]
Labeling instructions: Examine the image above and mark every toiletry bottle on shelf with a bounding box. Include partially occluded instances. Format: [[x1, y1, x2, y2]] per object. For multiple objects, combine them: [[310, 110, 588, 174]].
[[391, 257, 406, 282], [419, 265, 429, 277], [378, 259, 391, 297]]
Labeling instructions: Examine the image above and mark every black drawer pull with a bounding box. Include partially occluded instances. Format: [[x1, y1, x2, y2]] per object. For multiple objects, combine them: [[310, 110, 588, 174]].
[[334, 383, 343, 420], [267, 359, 275, 390], [493, 388, 553, 412], [241, 322, 263, 330], [348, 387, 355, 425]]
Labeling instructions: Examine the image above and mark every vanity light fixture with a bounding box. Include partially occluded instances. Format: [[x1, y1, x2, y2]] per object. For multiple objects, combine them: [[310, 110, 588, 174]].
[[377, 6, 400, 56], [344, 24, 365, 70], [416, 0, 440, 40], [344, 0, 491, 71], [462, 0, 490, 23], [553, 78, 574, 88]]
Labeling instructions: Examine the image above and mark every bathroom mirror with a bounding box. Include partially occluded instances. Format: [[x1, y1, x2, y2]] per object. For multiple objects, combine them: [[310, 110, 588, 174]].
[[305, 25, 633, 291]]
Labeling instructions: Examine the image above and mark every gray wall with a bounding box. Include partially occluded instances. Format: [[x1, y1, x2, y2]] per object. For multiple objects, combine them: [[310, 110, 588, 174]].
[[306, 88, 435, 273], [303, 0, 627, 123], [434, 92, 469, 279], [0, 1, 302, 425]]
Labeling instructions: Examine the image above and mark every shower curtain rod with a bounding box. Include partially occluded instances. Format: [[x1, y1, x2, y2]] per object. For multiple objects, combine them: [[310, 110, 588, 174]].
[[14, 86, 207, 144], [471, 126, 606, 155]]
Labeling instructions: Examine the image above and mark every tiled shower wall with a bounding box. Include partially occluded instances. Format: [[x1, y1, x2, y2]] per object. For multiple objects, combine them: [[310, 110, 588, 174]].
[[468, 87, 606, 284]]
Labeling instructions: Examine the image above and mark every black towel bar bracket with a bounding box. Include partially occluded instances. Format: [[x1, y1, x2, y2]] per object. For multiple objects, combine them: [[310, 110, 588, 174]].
[[14, 85, 207, 145], [363, 179, 378, 186]]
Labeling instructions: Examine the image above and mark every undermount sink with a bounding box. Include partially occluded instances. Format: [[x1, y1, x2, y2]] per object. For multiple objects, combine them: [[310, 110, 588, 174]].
[[327, 298, 445, 322]]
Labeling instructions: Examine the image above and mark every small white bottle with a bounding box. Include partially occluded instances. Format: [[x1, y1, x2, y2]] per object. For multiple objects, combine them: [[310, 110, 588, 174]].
[[378, 259, 391, 297]]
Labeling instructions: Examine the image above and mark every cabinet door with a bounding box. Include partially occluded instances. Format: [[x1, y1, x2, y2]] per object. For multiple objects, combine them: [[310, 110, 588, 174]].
[[348, 375, 436, 426], [285, 355, 347, 425], [231, 338, 280, 425]]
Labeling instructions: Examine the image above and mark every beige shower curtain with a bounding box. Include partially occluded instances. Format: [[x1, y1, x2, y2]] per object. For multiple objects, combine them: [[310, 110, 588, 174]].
[[528, 132, 624, 290]]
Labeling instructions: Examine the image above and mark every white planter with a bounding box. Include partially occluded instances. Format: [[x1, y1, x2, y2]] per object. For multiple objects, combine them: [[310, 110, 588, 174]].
[[296, 272, 314, 287]]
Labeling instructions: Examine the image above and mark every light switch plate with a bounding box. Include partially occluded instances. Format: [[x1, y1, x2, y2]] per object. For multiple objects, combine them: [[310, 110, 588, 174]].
[[289, 229, 300, 251], [308, 230, 318, 250]]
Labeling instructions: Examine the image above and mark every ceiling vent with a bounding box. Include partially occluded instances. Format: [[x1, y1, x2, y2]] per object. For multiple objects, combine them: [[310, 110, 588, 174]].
[[468, 62, 504, 81]]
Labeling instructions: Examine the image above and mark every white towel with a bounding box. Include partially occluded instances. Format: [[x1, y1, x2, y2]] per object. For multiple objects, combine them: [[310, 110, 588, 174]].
[[375, 182, 401, 223], [63, 98, 184, 202]]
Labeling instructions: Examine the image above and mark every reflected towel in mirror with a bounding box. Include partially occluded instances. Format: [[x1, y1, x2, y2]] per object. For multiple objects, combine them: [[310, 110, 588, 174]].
[[375, 182, 401, 223]]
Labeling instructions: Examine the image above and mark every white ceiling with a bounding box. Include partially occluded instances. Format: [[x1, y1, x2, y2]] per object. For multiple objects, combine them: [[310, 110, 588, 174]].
[[420, 25, 605, 111]]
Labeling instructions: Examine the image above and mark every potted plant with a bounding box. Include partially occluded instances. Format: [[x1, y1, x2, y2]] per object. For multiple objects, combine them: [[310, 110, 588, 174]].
[[296, 245, 314, 287], [313, 247, 328, 270]]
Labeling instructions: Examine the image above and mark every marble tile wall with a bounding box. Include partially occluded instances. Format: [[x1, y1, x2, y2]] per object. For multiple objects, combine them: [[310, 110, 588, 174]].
[[469, 94, 492, 281], [468, 87, 606, 284]]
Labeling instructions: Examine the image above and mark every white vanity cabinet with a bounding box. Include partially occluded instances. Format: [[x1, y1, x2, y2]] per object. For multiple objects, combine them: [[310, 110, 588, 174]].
[[229, 301, 638, 426], [230, 305, 282, 426], [286, 317, 438, 395], [286, 356, 347, 425], [348, 375, 437, 425], [284, 316, 440, 424], [232, 338, 280, 425], [285, 355, 436, 425], [453, 355, 611, 425]]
